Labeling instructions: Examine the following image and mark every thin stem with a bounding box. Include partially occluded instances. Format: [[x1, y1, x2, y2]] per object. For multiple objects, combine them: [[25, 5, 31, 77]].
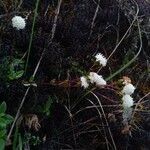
[[90, 91, 117, 150], [130, 92, 150, 124], [88, 0, 101, 39], [106, 18, 142, 81], [24, 0, 40, 75], [106, 0, 139, 62], [7, 87, 30, 141]]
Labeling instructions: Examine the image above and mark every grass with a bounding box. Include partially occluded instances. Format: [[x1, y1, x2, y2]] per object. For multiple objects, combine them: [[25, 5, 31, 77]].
[[24, 0, 40, 75]]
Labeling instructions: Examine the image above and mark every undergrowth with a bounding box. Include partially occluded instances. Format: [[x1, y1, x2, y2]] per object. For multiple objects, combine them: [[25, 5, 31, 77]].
[[0, 0, 150, 149]]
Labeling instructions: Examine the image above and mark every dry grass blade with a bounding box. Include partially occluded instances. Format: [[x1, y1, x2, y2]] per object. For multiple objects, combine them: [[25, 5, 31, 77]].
[[64, 105, 77, 147], [89, 0, 101, 39], [7, 87, 30, 141], [130, 92, 150, 124], [87, 99, 111, 150], [90, 91, 117, 150]]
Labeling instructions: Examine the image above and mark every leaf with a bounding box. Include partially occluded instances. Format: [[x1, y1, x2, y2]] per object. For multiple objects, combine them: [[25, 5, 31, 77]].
[[0, 115, 13, 128], [0, 139, 5, 150], [0, 118, 7, 128], [3, 115, 14, 124], [8, 70, 24, 80], [46, 98, 53, 111], [29, 76, 34, 82], [14, 70, 24, 79], [0, 102, 7, 114], [18, 134, 23, 150], [7, 58, 25, 80], [0, 113, 5, 118], [0, 129, 6, 138], [0, 124, 6, 129], [44, 97, 53, 116], [13, 127, 19, 150]]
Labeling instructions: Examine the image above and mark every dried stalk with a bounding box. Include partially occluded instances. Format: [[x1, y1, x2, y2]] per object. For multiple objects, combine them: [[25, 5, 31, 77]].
[[7, 0, 63, 141], [90, 91, 117, 150], [89, 0, 101, 39]]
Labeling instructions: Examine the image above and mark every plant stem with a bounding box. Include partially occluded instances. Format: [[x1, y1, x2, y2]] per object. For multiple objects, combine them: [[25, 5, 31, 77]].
[[24, 0, 40, 75]]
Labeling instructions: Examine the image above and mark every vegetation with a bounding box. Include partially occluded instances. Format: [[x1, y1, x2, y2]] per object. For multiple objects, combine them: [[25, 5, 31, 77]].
[[0, 0, 149, 149], [0, 102, 13, 150]]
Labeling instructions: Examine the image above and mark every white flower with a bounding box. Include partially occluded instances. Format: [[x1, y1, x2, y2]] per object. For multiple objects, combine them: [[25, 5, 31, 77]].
[[123, 107, 133, 122], [89, 72, 106, 86], [122, 95, 134, 108], [12, 16, 26, 30], [89, 72, 97, 84], [95, 53, 107, 67], [80, 76, 89, 89], [122, 83, 135, 95]]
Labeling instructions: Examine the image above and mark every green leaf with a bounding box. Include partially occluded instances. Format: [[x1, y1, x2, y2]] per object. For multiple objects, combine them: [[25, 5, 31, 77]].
[[15, 70, 24, 79], [0, 115, 13, 128], [0, 139, 5, 150], [29, 76, 34, 82], [18, 134, 23, 150], [7, 58, 25, 80], [0, 118, 7, 128], [13, 127, 19, 150], [2, 115, 13, 125], [0, 129, 6, 138], [0, 102, 7, 114], [0, 113, 5, 118]]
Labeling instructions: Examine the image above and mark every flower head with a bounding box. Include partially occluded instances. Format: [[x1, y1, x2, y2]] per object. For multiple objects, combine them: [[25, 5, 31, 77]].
[[122, 95, 134, 108], [89, 72, 97, 84], [122, 83, 135, 95], [95, 53, 107, 67], [12, 16, 26, 30], [122, 107, 133, 122], [89, 72, 106, 86], [80, 76, 89, 89]]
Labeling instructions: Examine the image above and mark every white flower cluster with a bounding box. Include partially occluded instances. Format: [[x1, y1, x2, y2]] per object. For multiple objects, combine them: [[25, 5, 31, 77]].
[[121, 80, 136, 122], [95, 53, 107, 67], [89, 72, 106, 86], [80, 53, 107, 89], [80, 76, 89, 89], [121, 83, 135, 108], [122, 83, 135, 95], [12, 16, 26, 30], [122, 95, 134, 108], [80, 72, 106, 89]]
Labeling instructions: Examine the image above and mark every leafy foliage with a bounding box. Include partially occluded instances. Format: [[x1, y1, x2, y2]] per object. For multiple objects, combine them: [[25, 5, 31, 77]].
[[24, 133, 41, 146], [0, 102, 13, 150], [37, 97, 53, 116], [12, 127, 23, 150], [7, 59, 24, 81], [0, 58, 24, 82]]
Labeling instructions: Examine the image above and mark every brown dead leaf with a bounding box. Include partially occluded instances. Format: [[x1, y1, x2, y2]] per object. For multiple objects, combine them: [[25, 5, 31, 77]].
[[24, 114, 41, 131], [122, 76, 132, 85], [121, 124, 132, 135], [108, 113, 117, 123]]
